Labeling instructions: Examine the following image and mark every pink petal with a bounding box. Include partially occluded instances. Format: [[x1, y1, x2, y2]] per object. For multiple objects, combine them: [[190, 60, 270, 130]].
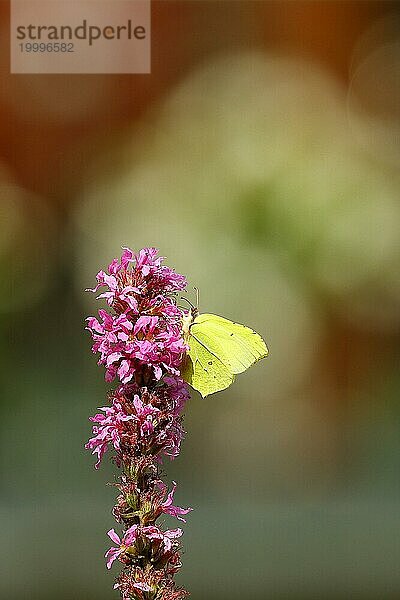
[[153, 365, 162, 380], [163, 481, 177, 508], [117, 360, 130, 379], [133, 583, 152, 592], [124, 296, 139, 312], [117, 331, 129, 342], [123, 525, 139, 546], [105, 547, 120, 569], [103, 274, 117, 290], [107, 528, 121, 545], [106, 352, 122, 367], [165, 528, 183, 539], [132, 395, 143, 413], [143, 526, 163, 541], [86, 317, 104, 334], [121, 247, 134, 266], [108, 258, 120, 274], [134, 316, 151, 335]]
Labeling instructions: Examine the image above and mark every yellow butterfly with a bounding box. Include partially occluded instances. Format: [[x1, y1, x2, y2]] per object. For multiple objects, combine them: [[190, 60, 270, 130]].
[[181, 307, 268, 397]]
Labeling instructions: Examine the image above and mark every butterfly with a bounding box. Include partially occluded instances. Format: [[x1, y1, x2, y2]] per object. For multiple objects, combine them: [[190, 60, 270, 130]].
[[181, 307, 268, 397]]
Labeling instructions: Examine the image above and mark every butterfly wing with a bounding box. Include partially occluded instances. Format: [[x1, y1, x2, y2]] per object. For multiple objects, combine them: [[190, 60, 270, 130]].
[[191, 314, 268, 375], [182, 333, 234, 398]]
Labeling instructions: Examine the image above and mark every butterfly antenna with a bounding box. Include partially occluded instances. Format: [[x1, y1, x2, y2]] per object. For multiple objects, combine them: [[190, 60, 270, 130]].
[[180, 296, 195, 310], [194, 287, 199, 311]]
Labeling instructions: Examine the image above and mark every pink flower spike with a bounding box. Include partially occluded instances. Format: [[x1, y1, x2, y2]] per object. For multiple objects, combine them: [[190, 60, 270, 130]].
[[85, 248, 191, 596]]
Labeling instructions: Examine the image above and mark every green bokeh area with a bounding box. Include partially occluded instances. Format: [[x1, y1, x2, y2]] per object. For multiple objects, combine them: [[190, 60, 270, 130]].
[[2, 3, 400, 599]]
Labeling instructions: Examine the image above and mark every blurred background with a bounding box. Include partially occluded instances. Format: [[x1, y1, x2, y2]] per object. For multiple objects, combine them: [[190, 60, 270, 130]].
[[1, 1, 400, 598]]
